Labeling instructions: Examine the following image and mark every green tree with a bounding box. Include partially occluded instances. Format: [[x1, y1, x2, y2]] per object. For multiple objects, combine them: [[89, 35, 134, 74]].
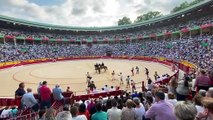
[[134, 11, 162, 23], [118, 16, 132, 26], [171, 0, 204, 13]]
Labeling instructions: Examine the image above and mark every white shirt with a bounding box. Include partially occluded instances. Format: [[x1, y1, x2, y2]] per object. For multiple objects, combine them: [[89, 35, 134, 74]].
[[107, 107, 122, 120], [167, 99, 177, 107], [134, 103, 145, 120], [195, 105, 204, 113], [0, 109, 12, 118], [56, 111, 72, 120], [21, 92, 37, 108], [72, 115, 87, 120]]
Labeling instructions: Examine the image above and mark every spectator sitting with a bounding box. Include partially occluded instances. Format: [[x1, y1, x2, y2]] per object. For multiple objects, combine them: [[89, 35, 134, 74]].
[[21, 88, 39, 111], [93, 87, 99, 94], [195, 97, 213, 120], [91, 102, 107, 120], [9, 106, 18, 118], [78, 103, 90, 120], [174, 101, 197, 120], [193, 94, 204, 113], [205, 90, 213, 98], [40, 81, 51, 109], [110, 86, 115, 91], [56, 106, 72, 120], [199, 89, 207, 97], [133, 97, 145, 120], [0, 106, 12, 118], [121, 99, 136, 120], [15, 82, 26, 99], [145, 91, 176, 120], [52, 84, 64, 102], [107, 99, 122, 120], [44, 108, 56, 120], [71, 106, 87, 120], [167, 92, 177, 107], [104, 85, 109, 92]]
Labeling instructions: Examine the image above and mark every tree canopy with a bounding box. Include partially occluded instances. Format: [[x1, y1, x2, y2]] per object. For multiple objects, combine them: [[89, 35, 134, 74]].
[[171, 0, 204, 13], [117, 0, 205, 25], [134, 11, 162, 23], [117, 16, 132, 26]]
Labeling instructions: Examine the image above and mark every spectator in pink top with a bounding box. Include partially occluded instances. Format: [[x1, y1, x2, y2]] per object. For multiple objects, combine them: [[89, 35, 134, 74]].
[[194, 70, 211, 91], [145, 91, 176, 120]]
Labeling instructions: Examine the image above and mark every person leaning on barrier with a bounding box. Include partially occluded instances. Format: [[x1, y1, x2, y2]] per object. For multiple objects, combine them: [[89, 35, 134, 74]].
[[21, 88, 39, 112]]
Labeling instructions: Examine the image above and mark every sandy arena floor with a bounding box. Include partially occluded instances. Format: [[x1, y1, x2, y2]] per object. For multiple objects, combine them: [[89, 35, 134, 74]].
[[0, 59, 174, 97]]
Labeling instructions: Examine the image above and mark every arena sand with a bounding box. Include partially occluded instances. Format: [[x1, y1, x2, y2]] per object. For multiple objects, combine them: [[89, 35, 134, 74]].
[[0, 59, 174, 97]]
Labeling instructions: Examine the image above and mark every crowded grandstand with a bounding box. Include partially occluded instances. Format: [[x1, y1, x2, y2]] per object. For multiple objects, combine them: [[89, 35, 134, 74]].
[[0, 0, 213, 120]]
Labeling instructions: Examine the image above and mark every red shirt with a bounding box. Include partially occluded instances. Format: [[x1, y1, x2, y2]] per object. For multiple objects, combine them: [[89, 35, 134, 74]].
[[40, 85, 51, 101]]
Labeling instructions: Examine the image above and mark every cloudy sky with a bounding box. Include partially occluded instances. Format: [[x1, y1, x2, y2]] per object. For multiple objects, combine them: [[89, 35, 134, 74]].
[[0, 0, 193, 27]]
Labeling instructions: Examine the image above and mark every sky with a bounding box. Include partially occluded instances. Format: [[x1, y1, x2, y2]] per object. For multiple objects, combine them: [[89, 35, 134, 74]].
[[0, 0, 193, 27]]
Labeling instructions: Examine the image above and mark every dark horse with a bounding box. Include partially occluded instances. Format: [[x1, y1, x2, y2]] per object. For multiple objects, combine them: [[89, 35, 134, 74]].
[[94, 64, 108, 74]]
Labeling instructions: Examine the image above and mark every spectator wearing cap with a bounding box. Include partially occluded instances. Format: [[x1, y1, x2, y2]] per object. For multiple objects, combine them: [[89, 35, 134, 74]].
[[21, 88, 39, 111], [145, 91, 176, 120], [195, 70, 211, 91], [107, 99, 121, 120], [40, 81, 51, 109]]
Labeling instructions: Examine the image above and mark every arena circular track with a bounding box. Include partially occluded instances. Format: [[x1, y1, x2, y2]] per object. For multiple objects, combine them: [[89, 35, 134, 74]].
[[0, 59, 174, 97]]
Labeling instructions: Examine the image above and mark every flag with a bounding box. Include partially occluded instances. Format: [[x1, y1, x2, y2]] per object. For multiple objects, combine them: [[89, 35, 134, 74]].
[[181, 28, 189, 33], [200, 24, 212, 29]]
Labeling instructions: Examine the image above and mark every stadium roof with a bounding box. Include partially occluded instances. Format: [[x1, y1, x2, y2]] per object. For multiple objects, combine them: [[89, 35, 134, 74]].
[[0, 0, 212, 32]]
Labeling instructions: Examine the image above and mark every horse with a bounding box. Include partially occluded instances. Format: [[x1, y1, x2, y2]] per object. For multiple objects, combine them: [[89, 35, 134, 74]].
[[94, 64, 108, 73]]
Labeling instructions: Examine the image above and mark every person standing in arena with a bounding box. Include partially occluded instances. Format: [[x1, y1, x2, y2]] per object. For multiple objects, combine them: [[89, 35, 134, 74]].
[[118, 72, 124, 85], [135, 66, 139, 74], [126, 76, 131, 88], [112, 70, 115, 81], [145, 68, 149, 79], [40, 81, 51, 109], [88, 81, 96, 92], [131, 80, 136, 92], [131, 67, 134, 76], [154, 71, 159, 81]]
